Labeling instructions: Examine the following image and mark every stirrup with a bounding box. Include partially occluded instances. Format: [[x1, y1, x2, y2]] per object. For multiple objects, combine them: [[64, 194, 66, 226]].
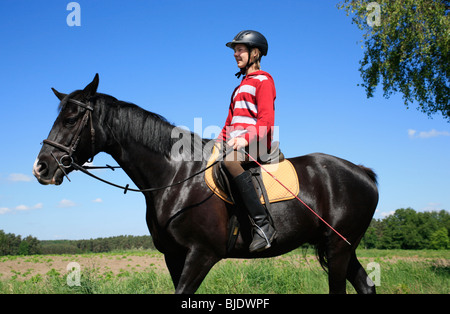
[[254, 224, 271, 248], [249, 224, 276, 253]]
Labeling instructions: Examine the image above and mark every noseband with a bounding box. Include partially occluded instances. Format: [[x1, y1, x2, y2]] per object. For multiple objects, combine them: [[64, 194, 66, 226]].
[[42, 98, 96, 179]]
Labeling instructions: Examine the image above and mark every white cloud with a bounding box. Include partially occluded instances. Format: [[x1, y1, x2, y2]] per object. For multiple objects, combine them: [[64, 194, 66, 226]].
[[34, 203, 43, 209], [15, 203, 43, 211], [92, 198, 103, 203], [0, 203, 43, 214], [0, 207, 11, 215], [408, 129, 450, 139], [58, 199, 76, 208], [15, 204, 30, 211], [8, 173, 32, 182], [422, 202, 442, 212], [380, 210, 395, 218], [407, 129, 417, 138]]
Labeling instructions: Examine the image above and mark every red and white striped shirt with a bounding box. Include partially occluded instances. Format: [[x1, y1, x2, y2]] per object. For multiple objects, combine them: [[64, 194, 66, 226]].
[[218, 70, 276, 151]]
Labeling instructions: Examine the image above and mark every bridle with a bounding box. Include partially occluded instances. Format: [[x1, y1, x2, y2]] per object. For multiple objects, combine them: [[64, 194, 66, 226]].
[[42, 98, 96, 182], [41, 97, 228, 192]]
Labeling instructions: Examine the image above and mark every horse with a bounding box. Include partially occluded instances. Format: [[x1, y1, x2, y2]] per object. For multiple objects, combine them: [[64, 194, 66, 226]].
[[33, 74, 379, 294]]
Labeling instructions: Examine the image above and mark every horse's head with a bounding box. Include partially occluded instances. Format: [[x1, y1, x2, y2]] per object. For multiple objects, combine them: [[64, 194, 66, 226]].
[[33, 74, 100, 185]]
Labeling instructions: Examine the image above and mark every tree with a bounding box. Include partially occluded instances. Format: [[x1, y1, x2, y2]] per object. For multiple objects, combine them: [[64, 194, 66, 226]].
[[18, 241, 29, 255], [379, 211, 404, 249], [23, 235, 41, 255], [430, 227, 449, 249], [360, 219, 382, 248], [338, 0, 450, 121], [0, 230, 8, 255], [360, 208, 450, 249]]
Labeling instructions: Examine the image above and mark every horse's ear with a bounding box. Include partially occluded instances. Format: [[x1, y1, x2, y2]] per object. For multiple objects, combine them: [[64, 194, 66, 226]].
[[51, 88, 67, 101], [83, 73, 99, 97]]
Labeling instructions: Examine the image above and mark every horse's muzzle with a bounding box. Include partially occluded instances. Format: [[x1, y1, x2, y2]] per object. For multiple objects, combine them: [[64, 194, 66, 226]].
[[32, 157, 64, 185]]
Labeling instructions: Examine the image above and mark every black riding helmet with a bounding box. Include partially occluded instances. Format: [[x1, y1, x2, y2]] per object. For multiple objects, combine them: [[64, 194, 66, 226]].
[[226, 30, 269, 56], [226, 30, 269, 78]]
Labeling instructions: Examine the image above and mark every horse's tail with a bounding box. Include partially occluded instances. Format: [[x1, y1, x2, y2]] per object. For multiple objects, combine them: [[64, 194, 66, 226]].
[[315, 241, 329, 272], [314, 165, 378, 272], [358, 165, 378, 185]]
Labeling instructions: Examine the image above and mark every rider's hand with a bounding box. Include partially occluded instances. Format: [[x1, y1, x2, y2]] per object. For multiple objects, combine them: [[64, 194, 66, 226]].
[[227, 137, 248, 151]]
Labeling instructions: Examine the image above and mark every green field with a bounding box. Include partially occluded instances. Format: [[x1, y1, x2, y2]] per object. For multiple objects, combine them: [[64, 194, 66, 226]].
[[0, 249, 448, 294]]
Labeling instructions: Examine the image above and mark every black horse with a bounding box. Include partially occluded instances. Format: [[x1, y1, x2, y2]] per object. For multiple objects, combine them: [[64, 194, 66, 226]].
[[33, 74, 379, 294]]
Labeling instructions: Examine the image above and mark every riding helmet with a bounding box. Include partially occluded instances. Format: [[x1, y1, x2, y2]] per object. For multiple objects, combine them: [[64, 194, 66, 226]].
[[226, 30, 268, 56]]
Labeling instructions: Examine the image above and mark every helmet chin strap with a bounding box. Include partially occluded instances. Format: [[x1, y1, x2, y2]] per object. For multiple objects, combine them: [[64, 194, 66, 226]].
[[235, 64, 253, 79]]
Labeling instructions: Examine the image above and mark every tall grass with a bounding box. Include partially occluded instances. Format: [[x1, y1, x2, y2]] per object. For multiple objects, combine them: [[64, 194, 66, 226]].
[[0, 249, 448, 294], [198, 257, 329, 294]]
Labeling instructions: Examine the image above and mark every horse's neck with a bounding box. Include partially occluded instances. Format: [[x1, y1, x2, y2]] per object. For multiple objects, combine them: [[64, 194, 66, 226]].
[[113, 147, 177, 191], [101, 102, 207, 192], [102, 107, 179, 191]]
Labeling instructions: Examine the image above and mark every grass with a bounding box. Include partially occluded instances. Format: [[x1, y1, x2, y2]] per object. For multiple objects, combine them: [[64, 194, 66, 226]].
[[0, 249, 448, 294]]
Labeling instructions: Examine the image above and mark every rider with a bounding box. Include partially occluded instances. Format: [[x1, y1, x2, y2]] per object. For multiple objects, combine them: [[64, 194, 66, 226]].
[[217, 30, 277, 253]]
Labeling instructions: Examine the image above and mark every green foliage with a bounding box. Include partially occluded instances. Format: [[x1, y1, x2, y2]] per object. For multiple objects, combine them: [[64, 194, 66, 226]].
[[40, 235, 156, 254], [338, 0, 450, 121], [0, 231, 41, 256], [360, 208, 450, 249], [0, 232, 155, 256], [430, 227, 450, 249]]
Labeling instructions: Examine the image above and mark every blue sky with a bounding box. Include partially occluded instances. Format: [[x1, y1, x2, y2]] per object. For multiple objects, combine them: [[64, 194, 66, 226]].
[[0, 0, 449, 240]]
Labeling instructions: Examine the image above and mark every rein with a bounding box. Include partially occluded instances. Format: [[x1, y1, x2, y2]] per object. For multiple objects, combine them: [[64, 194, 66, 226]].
[[71, 157, 222, 194], [42, 97, 230, 194]]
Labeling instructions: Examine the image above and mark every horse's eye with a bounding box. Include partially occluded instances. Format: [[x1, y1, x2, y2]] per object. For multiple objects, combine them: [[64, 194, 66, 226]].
[[64, 117, 78, 127]]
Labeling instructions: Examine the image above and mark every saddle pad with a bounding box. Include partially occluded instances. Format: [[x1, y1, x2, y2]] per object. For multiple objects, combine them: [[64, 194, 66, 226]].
[[204, 146, 300, 205]]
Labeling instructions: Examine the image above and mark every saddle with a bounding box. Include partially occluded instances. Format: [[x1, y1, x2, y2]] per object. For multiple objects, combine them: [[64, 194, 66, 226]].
[[205, 142, 299, 205], [204, 142, 300, 253]]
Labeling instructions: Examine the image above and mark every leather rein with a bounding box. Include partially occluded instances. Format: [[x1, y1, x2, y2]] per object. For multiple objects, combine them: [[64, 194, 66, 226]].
[[42, 98, 227, 193]]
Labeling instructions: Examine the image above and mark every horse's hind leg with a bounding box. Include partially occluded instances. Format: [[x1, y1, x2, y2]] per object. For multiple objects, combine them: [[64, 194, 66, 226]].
[[325, 237, 352, 294], [346, 251, 376, 294]]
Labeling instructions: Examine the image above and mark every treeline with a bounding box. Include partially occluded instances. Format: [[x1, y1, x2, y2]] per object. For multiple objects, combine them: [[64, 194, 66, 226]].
[[1, 208, 448, 255], [360, 208, 450, 249], [0, 232, 155, 256], [0, 231, 40, 256], [40, 235, 156, 254]]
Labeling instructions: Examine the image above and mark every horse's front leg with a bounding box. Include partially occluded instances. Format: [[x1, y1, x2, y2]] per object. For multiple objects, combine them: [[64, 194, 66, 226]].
[[174, 247, 221, 294], [164, 252, 186, 291]]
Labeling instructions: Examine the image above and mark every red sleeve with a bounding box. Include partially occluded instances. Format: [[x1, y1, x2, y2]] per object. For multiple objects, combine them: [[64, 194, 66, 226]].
[[241, 79, 275, 145]]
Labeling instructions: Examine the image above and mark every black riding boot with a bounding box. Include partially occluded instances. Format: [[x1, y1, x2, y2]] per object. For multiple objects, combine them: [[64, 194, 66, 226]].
[[233, 171, 276, 253]]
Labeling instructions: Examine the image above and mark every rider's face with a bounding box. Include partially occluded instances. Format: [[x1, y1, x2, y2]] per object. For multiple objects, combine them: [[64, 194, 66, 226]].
[[234, 44, 249, 69]]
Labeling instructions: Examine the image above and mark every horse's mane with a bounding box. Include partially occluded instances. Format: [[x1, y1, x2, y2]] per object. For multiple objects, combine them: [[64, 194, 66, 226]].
[[57, 90, 210, 159], [97, 93, 209, 159]]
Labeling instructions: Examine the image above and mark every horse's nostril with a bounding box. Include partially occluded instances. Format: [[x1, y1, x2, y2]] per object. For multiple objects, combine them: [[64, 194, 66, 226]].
[[37, 161, 49, 177]]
